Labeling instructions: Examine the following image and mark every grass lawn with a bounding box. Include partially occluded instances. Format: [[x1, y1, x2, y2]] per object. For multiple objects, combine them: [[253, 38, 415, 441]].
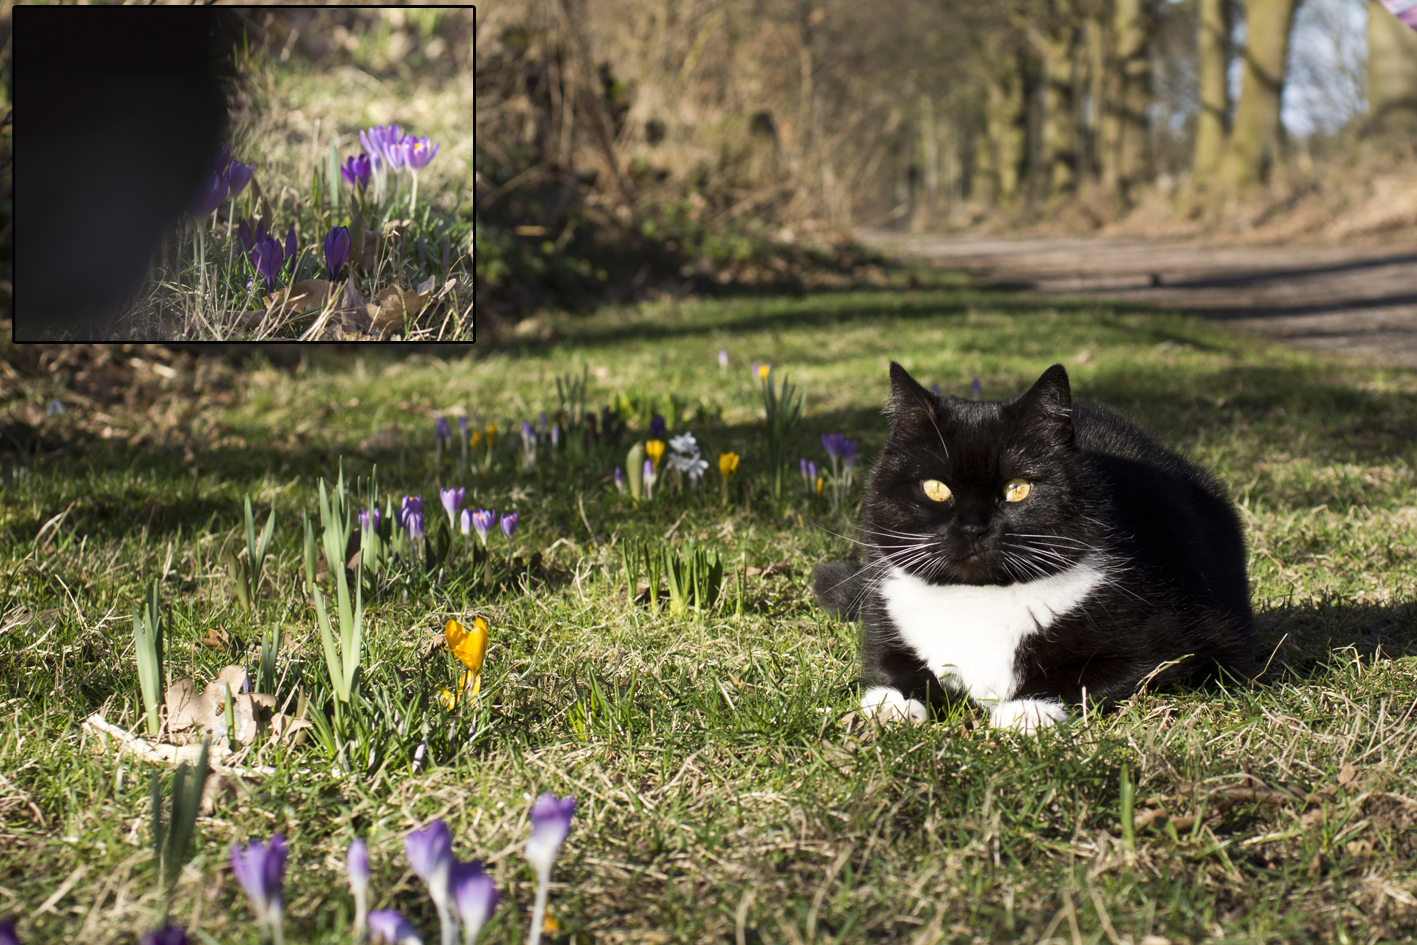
[[5, 271, 1417, 944]]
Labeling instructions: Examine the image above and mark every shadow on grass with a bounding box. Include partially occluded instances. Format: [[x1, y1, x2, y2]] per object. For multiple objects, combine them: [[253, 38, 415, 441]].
[[1255, 596, 1417, 684]]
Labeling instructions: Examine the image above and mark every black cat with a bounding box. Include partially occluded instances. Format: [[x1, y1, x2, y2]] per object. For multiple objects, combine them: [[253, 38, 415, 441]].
[[813, 363, 1254, 732]]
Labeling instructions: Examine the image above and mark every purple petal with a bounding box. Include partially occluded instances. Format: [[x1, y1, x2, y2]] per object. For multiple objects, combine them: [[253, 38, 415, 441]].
[[227, 160, 254, 198], [189, 168, 228, 217], [346, 838, 369, 895], [367, 910, 422, 945], [500, 512, 518, 538], [525, 793, 575, 873], [404, 821, 453, 883], [451, 861, 498, 936], [140, 925, 189, 945], [324, 226, 351, 281]]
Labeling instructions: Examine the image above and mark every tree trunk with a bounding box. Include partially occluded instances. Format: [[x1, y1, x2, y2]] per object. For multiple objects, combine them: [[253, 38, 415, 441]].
[[1101, 0, 1152, 199], [1366, 0, 1417, 138], [1192, 0, 1230, 181], [1218, 0, 1299, 190], [983, 49, 1025, 207]]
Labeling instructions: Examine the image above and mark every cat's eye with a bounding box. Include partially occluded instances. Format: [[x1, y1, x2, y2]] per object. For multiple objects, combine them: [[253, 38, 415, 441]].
[[921, 479, 952, 503], [1003, 479, 1031, 503]]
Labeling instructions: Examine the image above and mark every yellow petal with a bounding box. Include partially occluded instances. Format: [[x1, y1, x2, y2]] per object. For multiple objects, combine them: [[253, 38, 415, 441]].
[[446, 617, 489, 673], [438, 688, 456, 711]]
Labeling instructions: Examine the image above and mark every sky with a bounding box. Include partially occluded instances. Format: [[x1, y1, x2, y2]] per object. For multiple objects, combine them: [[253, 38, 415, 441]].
[[1276, 0, 1370, 138]]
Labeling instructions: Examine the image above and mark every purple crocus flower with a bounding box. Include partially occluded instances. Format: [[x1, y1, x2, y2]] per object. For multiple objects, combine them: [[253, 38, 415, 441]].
[[282, 223, 298, 276], [400, 496, 426, 539], [500, 512, 518, 539], [324, 226, 351, 282], [358, 508, 380, 534], [525, 794, 575, 945], [550, 425, 559, 449], [458, 416, 468, 445], [227, 159, 254, 199], [0, 921, 16, 945], [470, 509, 497, 546], [526, 794, 575, 871], [341, 154, 371, 192], [347, 838, 370, 935], [650, 414, 665, 441], [189, 166, 228, 217], [521, 419, 534, 440], [719, 350, 729, 370], [451, 860, 498, 945], [440, 487, 465, 527], [189, 144, 231, 216], [405, 820, 453, 883], [459, 508, 472, 536], [140, 926, 188, 945], [238, 217, 268, 256], [231, 834, 286, 939], [801, 458, 816, 488], [436, 417, 452, 445], [401, 135, 439, 171], [971, 378, 981, 400], [367, 910, 422, 945], [405, 822, 454, 945], [822, 433, 846, 460], [252, 235, 284, 292], [840, 438, 859, 467]]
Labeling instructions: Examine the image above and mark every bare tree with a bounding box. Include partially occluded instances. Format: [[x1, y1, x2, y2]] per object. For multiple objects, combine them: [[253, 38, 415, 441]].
[[1366, 0, 1417, 137], [1192, 0, 1231, 181], [1219, 0, 1299, 189]]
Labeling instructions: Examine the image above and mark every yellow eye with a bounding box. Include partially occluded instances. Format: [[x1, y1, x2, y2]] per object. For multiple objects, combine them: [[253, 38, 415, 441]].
[[922, 479, 952, 502], [1003, 479, 1031, 503]]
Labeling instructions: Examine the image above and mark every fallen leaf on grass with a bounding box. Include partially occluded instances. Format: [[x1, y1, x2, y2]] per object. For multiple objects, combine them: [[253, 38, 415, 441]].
[[370, 282, 434, 332], [260, 279, 336, 319], [165, 665, 275, 745]]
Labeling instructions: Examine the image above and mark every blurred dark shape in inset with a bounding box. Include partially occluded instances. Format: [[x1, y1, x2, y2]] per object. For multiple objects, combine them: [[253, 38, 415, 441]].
[[15, 7, 241, 341]]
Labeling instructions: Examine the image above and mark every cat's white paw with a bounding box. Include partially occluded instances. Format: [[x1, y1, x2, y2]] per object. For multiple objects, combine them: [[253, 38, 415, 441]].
[[860, 686, 928, 723], [988, 698, 1068, 733]]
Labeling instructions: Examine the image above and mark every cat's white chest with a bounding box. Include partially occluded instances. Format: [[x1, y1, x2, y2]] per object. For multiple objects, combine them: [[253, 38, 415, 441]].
[[879, 559, 1107, 706]]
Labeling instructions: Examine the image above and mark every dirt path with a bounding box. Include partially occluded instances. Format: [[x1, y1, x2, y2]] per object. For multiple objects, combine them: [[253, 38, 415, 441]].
[[861, 230, 1417, 368]]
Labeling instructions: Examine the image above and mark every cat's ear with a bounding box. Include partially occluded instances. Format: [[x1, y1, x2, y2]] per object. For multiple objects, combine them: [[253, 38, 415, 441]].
[[887, 361, 939, 431], [1014, 364, 1073, 441]]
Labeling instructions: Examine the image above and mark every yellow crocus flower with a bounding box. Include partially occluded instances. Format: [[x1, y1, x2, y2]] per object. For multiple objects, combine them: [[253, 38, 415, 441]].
[[442, 616, 489, 704], [719, 452, 740, 479], [645, 439, 665, 470]]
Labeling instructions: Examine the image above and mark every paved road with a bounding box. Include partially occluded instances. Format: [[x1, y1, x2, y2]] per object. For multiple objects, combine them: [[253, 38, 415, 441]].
[[861, 230, 1417, 368]]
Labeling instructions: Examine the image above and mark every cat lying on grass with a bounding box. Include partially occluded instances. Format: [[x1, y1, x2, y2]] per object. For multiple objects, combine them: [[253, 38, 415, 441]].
[[813, 363, 1255, 733]]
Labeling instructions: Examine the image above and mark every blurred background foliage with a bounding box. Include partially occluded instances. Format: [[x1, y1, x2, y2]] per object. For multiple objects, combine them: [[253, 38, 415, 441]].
[[470, 0, 1417, 325]]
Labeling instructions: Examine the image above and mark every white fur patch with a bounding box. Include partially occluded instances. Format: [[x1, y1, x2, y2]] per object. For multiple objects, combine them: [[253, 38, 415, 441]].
[[879, 557, 1107, 709], [860, 685, 927, 722], [989, 698, 1069, 733]]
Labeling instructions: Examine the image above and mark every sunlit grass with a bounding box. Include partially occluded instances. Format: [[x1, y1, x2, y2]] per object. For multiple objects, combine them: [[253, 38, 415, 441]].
[[5, 274, 1417, 941]]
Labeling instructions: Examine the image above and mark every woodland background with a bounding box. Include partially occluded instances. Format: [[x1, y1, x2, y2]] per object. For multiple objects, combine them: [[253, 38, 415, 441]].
[[473, 0, 1417, 320]]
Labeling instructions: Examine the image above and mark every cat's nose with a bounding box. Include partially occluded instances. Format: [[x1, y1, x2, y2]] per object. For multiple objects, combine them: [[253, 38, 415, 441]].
[[959, 522, 989, 539]]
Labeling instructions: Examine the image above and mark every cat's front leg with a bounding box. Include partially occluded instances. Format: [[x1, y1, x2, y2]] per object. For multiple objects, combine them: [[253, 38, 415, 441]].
[[987, 698, 1069, 733], [860, 685, 928, 722]]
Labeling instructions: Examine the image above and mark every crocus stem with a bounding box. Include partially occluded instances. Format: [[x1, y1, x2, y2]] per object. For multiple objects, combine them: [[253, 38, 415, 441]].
[[438, 897, 455, 945], [353, 890, 367, 939], [527, 866, 551, 945], [410, 170, 419, 216]]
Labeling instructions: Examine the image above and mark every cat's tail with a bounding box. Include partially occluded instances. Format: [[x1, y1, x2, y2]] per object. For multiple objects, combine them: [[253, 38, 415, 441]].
[[812, 561, 868, 621]]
